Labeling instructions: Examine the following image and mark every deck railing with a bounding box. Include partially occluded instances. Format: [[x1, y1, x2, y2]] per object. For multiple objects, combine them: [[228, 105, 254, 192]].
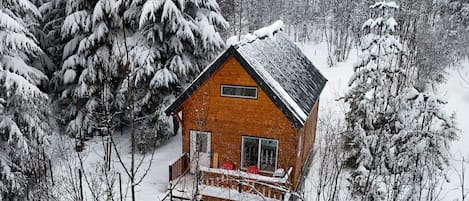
[[169, 153, 190, 182], [200, 166, 293, 200]]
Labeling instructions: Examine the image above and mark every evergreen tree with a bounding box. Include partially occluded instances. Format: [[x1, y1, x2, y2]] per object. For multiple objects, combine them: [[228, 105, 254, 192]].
[[389, 86, 457, 200], [56, 0, 124, 138], [115, 0, 227, 148], [38, 0, 67, 77], [51, 0, 227, 147], [342, 1, 408, 199], [343, 2, 458, 200], [0, 0, 51, 199]]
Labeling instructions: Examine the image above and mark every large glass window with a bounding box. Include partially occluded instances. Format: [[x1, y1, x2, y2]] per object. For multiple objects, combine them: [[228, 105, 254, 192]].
[[221, 85, 257, 99], [242, 137, 259, 168], [241, 136, 278, 173], [260, 139, 278, 172]]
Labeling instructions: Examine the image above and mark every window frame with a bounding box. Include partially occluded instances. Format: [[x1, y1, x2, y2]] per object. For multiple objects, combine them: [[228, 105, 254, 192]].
[[220, 84, 258, 99], [241, 136, 279, 173]]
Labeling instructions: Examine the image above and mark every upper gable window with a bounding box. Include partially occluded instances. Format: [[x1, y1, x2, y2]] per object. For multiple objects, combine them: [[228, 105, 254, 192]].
[[220, 85, 258, 99]]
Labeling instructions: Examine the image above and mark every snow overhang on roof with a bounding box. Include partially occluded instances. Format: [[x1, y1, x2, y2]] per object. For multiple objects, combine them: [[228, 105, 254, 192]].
[[165, 21, 327, 128]]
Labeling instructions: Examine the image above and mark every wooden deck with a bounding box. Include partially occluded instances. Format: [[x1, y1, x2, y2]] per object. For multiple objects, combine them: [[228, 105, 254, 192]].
[[163, 154, 294, 200], [200, 166, 292, 200]]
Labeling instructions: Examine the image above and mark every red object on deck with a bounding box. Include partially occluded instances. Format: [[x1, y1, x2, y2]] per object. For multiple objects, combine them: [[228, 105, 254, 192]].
[[221, 162, 234, 170], [247, 165, 259, 174]]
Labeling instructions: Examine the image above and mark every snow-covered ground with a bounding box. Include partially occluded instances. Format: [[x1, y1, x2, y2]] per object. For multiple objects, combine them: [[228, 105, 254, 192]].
[[300, 42, 354, 201], [439, 65, 469, 200], [50, 42, 469, 201], [49, 130, 181, 200], [442, 66, 469, 157], [299, 42, 354, 116]]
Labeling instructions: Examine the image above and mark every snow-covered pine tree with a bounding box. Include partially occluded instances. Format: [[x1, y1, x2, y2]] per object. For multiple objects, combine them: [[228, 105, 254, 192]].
[[54, 0, 94, 137], [389, 86, 457, 200], [116, 0, 228, 148], [57, 0, 125, 138], [342, 1, 405, 200], [38, 0, 67, 76], [344, 1, 458, 200], [0, 0, 51, 199]]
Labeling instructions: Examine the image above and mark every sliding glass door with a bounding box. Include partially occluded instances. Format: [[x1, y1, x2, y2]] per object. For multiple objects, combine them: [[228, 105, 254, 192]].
[[241, 136, 278, 173]]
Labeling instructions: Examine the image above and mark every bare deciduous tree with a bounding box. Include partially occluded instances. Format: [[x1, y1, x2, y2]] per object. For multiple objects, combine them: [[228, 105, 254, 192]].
[[306, 107, 350, 201]]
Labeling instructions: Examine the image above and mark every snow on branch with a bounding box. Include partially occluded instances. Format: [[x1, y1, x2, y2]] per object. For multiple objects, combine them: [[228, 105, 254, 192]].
[[161, 0, 182, 22], [92, 0, 116, 25], [362, 17, 384, 30], [0, 32, 42, 55], [370, 1, 399, 9], [0, 71, 45, 99], [139, 0, 166, 29], [150, 68, 178, 88], [63, 69, 77, 84], [16, 0, 42, 19], [386, 17, 398, 32], [0, 10, 27, 33], [195, 12, 223, 51], [2, 55, 48, 86], [62, 10, 91, 38]]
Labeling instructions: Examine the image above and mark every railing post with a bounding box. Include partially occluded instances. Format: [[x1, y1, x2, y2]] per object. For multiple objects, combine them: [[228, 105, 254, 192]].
[[169, 181, 173, 201], [238, 176, 242, 193], [169, 164, 173, 182]]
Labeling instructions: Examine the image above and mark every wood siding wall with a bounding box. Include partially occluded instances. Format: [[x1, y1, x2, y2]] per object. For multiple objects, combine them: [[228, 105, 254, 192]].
[[177, 56, 318, 187], [294, 100, 319, 187]]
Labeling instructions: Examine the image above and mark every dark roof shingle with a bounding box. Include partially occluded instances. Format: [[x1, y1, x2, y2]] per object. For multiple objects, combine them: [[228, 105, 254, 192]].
[[235, 32, 327, 124]]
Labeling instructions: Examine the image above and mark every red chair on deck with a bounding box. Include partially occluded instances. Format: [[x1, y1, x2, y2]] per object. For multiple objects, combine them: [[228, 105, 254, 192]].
[[247, 165, 259, 174], [221, 161, 234, 170]]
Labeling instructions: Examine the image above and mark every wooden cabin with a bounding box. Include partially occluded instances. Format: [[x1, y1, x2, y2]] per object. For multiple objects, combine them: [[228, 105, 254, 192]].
[[164, 23, 327, 201]]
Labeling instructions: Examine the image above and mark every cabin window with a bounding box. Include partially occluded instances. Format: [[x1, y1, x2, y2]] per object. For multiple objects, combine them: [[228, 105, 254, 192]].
[[241, 136, 278, 173], [220, 85, 257, 99]]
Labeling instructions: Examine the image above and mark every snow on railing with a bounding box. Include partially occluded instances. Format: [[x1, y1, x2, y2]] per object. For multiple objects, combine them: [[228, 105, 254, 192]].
[[200, 166, 293, 200], [168, 153, 189, 182], [200, 166, 291, 184]]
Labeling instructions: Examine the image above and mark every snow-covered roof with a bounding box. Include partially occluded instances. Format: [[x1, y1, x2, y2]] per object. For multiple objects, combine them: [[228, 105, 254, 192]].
[[165, 21, 327, 127]]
